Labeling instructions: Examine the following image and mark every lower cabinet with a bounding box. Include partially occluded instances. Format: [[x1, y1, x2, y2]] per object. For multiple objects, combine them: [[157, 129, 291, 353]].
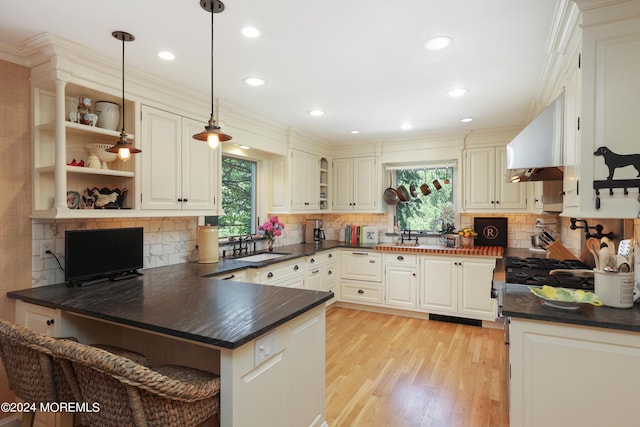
[[419, 255, 496, 321], [509, 318, 640, 427], [384, 253, 418, 309], [250, 259, 304, 288], [339, 250, 383, 306], [15, 300, 61, 336]]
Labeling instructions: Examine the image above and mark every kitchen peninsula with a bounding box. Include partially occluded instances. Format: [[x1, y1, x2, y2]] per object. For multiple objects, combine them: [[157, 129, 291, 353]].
[[8, 261, 333, 427]]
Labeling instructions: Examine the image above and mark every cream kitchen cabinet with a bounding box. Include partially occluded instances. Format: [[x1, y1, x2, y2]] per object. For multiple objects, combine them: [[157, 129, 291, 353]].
[[464, 146, 527, 211], [384, 253, 418, 309], [251, 258, 305, 288], [140, 105, 218, 212], [15, 300, 62, 337], [31, 82, 137, 218], [291, 149, 320, 211], [560, 1, 640, 218], [306, 250, 338, 305], [419, 255, 496, 321], [332, 156, 378, 211], [509, 318, 640, 427], [339, 250, 383, 305]]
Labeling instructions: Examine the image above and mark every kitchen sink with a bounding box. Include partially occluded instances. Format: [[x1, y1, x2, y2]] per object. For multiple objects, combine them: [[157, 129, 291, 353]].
[[238, 252, 290, 262]]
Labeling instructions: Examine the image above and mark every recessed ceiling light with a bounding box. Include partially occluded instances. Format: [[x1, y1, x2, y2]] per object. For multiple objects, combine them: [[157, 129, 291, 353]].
[[447, 88, 468, 97], [423, 36, 452, 50], [460, 117, 473, 123], [349, 130, 360, 134], [241, 26, 260, 38], [158, 51, 175, 61], [239, 145, 250, 149], [309, 109, 325, 117], [244, 77, 266, 86], [400, 122, 414, 130]]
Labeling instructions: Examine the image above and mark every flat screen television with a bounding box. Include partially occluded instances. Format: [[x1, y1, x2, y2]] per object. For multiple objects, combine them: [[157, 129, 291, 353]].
[[65, 227, 143, 286]]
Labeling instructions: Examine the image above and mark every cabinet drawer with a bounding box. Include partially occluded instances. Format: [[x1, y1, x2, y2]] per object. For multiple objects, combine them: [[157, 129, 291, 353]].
[[341, 251, 382, 282], [307, 250, 336, 266], [340, 282, 382, 304], [383, 253, 418, 265], [257, 261, 303, 284]]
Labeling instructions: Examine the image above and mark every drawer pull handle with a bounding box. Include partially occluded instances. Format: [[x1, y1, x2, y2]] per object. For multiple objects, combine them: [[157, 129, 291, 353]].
[[310, 258, 315, 263], [397, 255, 404, 261], [311, 269, 320, 274], [328, 270, 333, 275], [221, 274, 236, 280], [357, 289, 365, 294], [267, 272, 274, 278], [352, 252, 369, 255], [369, 260, 375, 263], [294, 265, 299, 271], [47, 319, 55, 326], [328, 253, 333, 258]]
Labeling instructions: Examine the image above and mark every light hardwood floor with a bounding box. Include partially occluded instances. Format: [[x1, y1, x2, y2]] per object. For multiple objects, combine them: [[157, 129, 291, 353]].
[[325, 307, 509, 427]]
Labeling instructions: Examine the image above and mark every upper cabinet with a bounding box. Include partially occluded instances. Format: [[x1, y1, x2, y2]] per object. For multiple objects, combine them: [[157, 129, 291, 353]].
[[140, 105, 218, 212], [463, 146, 527, 211], [332, 156, 378, 211], [270, 148, 328, 213], [561, 1, 640, 218], [31, 80, 137, 218]]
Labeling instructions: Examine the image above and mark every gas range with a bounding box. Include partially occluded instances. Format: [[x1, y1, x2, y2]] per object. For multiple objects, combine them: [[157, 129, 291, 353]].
[[504, 257, 594, 291]]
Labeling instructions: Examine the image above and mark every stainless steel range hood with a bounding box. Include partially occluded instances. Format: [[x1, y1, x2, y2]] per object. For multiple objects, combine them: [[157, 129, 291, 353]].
[[506, 92, 564, 182]]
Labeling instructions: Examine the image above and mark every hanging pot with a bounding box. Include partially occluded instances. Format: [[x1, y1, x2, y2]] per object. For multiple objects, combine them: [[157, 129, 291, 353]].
[[383, 173, 399, 205], [420, 183, 431, 196], [397, 184, 411, 202], [410, 183, 418, 198], [444, 168, 450, 185], [433, 168, 442, 190]]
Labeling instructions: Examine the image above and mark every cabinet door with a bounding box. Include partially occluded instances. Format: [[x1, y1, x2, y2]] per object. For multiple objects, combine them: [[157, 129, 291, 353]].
[[464, 147, 496, 209], [291, 150, 319, 211], [496, 147, 527, 209], [419, 257, 456, 313], [353, 156, 377, 210], [385, 266, 417, 309], [141, 106, 182, 209], [181, 117, 216, 210], [332, 158, 354, 210], [305, 265, 324, 291], [563, 55, 581, 210], [15, 301, 60, 336], [458, 259, 496, 319]]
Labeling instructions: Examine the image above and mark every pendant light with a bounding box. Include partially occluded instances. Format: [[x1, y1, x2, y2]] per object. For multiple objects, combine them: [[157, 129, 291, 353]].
[[192, 0, 232, 148], [106, 31, 141, 161]]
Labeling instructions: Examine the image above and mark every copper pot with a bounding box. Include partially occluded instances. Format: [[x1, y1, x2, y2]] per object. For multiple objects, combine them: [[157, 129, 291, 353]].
[[420, 183, 431, 196]]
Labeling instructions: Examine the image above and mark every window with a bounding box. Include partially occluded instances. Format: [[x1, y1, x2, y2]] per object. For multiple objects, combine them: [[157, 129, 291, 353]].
[[395, 167, 454, 232], [218, 156, 257, 238]]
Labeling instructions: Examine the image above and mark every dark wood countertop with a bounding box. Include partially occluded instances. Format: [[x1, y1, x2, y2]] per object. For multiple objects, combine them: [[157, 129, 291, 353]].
[[498, 248, 640, 333], [7, 261, 333, 350]]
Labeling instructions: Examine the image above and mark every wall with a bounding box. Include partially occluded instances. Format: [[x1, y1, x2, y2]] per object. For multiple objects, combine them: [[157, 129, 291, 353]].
[[0, 59, 31, 418], [33, 218, 199, 287]]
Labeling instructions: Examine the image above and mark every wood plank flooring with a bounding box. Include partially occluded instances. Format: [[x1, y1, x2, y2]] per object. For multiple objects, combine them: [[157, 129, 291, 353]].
[[325, 307, 509, 427]]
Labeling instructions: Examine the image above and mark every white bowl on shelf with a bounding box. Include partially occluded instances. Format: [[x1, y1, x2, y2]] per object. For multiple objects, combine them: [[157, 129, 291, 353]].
[[86, 143, 118, 169]]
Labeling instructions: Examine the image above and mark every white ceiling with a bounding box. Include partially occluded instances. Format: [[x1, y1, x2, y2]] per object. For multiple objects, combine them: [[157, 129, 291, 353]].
[[0, 0, 561, 145]]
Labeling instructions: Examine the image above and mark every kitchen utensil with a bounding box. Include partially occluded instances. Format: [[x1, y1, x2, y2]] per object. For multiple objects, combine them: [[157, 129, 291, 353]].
[[420, 183, 431, 196], [542, 230, 555, 243], [618, 239, 631, 257], [599, 247, 610, 271], [618, 262, 631, 273], [601, 236, 616, 261], [549, 269, 594, 278], [396, 184, 410, 202], [433, 169, 442, 190], [410, 183, 418, 198], [444, 168, 450, 185], [383, 173, 399, 205], [586, 238, 600, 267]]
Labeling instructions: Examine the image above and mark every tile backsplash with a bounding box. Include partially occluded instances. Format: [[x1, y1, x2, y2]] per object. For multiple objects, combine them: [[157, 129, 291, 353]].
[[32, 218, 199, 287]]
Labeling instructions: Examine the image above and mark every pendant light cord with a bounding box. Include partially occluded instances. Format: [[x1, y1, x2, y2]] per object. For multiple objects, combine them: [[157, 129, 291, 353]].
[[121, 35, 126, 135], [210, 5, 215, 120]]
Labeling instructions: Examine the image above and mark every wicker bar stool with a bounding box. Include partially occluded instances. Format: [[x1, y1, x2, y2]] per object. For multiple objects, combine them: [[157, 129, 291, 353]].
[[0, 319, 73, 427], [53, 338, 220, 427], [0, 319, 152, 427]]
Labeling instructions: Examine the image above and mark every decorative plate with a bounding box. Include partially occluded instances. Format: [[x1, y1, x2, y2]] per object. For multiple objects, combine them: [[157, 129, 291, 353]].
[[66, 191, 81, 209], [529, 285, 603, 309]]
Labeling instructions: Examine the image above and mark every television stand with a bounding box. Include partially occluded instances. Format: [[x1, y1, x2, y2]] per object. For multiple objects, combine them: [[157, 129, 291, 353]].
[[110, 270, 143, 281], [74, 277, 109, 287]]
